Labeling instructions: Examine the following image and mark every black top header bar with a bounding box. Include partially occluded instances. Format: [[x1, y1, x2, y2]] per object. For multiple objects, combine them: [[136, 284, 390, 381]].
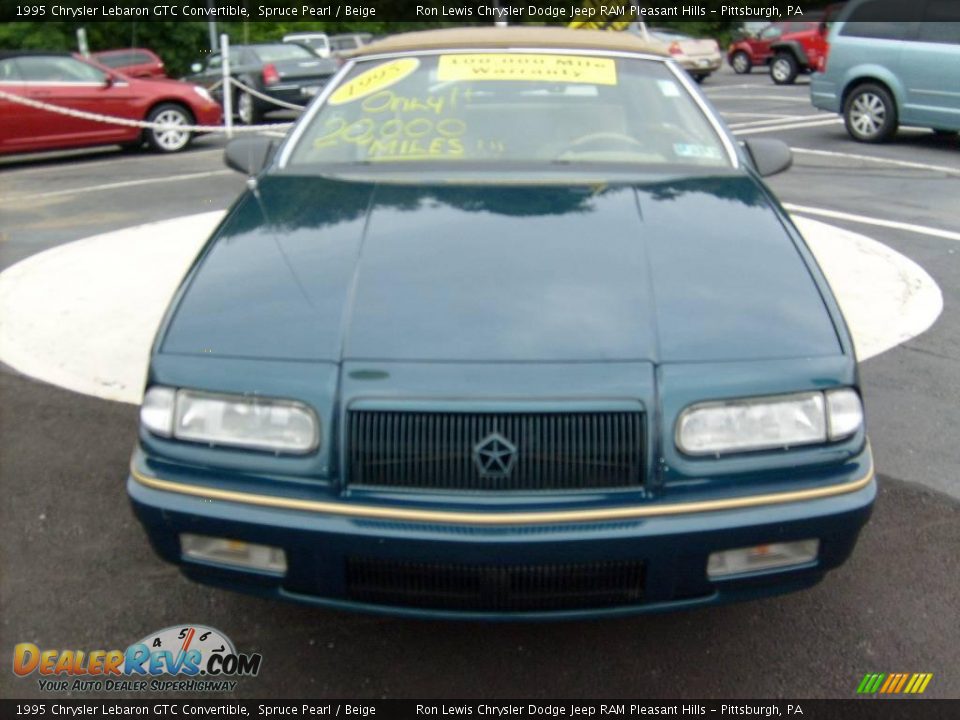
[[3, 1, 955, 24]]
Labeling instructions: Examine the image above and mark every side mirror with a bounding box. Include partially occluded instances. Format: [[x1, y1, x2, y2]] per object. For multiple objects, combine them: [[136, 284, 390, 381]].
[[224, 136, 276, 175], [742, 138, 793, 177], [190, 62, 203, 73]]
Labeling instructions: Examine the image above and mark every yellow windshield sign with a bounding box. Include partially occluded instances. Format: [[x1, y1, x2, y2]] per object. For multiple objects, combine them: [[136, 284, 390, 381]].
[[437, 54, 617, 86], [329, 57, 420, 105]]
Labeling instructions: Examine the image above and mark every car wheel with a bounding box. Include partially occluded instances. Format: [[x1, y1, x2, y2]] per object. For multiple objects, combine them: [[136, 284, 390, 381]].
[[844, 84, 898, 143], [731, 51, 752, 74], [692, 73, 709, 84], [236, 89, 262, 126], [145, 103, 194, 153], [770, 53, 799, 85]]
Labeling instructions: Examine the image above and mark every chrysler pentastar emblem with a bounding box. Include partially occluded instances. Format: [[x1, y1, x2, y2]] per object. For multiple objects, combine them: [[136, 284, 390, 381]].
[[473, 432, 518, 478]]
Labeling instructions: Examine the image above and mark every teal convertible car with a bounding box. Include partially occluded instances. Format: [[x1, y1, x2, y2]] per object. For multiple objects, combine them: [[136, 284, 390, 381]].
[[129, 27, 875, 619]]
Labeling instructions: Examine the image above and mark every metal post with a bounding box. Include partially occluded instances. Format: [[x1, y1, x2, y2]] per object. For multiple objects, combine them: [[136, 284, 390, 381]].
[[221, 33, 233, 138], [492, 0, 507, 26], [76, 28, 89, 57], [207, 5, 218, 52]]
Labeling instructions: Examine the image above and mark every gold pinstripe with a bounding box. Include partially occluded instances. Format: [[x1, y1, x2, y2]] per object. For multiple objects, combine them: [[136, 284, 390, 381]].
[[129, 445, 873, 526]]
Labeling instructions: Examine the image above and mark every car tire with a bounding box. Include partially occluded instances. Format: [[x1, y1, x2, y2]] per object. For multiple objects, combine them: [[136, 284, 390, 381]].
[[236, 87, 263, 126], [693, 73, 709, 84], [145, 103, 194, 153], [731, 51, 752, 74], [844, 84, 898, 143], [770, 53, 799, 85]]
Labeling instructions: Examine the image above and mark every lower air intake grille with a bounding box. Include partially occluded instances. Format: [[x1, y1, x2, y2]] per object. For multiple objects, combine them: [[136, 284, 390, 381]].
[[346, 410, 644, 491], [345, 558, 646, 611]]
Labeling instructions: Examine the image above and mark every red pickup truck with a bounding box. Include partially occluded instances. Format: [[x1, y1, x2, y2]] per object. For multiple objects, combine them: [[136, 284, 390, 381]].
[[727, 7, 842, 85]]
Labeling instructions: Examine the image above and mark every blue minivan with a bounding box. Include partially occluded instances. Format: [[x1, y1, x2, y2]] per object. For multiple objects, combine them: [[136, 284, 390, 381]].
[[811, 0, 960, 142]]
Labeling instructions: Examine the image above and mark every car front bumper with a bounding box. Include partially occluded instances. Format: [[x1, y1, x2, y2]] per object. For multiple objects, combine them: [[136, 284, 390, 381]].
[[128, 446, 875, 620], [189, 101, 223, 128]]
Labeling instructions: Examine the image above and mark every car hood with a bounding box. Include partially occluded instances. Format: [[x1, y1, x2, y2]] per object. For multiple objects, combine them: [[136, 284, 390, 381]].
[[161, 174, 841, 363]]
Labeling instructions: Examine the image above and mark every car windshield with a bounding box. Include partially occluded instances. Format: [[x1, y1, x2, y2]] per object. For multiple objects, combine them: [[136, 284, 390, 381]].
[[254, 44, 314, 63], [302, 38, 329, 50], [332, 37, 361, 51], [287, 52, 730, 172], [95, 52, 148, 68]]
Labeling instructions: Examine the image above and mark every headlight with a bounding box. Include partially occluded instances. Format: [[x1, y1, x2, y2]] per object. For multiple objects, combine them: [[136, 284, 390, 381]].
[[192, 85, 213, 103], [141, 386, 175, 437], [677, 389, 863, 456], [825, 388, 864, 440], [140, 386, 319, 454]]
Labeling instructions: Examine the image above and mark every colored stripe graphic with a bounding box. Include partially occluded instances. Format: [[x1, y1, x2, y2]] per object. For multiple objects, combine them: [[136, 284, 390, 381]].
[[857, 673, 882, 693], [858, 672, 933, 694], [894, 674, 910, 693]]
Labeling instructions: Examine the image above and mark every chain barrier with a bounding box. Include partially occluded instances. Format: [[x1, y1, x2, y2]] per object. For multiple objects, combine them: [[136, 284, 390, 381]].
[[228, 77, 309, 112], [0, 75, 306, 136]]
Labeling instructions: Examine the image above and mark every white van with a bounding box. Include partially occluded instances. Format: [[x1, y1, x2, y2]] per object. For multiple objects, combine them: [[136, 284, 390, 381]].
[[282, 33, 331, 59]]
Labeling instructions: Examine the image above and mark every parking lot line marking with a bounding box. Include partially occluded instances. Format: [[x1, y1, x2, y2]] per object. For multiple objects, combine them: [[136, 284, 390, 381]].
[[0, 147, 223, 174], [721, 112, 804, 119], [705, 95, 812, 103], [728, 115, 829, 129], [791, 147, 960, 177], [701, 83, 762, 91], [785, 203, 960, 242], [1, 170, 233, 203], [735, 118, 844, 135]]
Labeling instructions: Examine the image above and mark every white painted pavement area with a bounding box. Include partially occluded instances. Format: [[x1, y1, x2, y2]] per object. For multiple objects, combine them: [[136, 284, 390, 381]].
[[0, 212, 944, 405], [0, 212, 221, 404]]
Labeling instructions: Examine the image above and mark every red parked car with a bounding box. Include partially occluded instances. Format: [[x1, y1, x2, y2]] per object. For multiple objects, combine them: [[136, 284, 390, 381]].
[[91, 48, 167, 79], [0, 51, 222, 155], [728, 6, 843, 84]]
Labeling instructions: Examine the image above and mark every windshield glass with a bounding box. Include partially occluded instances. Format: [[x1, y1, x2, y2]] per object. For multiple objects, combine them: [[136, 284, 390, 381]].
[[287, 52, 731, 171], [255, 44, 315, 62], [288, 36, 329, 51]]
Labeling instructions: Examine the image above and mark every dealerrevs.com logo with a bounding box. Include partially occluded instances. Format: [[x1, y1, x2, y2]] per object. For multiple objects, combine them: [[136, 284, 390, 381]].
[[13, 624, 262, 693]]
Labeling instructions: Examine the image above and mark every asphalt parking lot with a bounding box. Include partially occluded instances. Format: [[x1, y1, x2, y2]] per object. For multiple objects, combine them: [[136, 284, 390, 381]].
[[1, 66, 959, 700]]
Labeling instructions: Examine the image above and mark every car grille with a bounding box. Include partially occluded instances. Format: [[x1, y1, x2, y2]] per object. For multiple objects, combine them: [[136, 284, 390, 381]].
[[345, 558, 645, 612], [345, 410, 644, 491]]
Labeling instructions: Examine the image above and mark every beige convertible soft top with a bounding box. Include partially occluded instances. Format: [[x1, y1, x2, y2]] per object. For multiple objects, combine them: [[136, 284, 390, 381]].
[[346, 26, 668, 58]]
